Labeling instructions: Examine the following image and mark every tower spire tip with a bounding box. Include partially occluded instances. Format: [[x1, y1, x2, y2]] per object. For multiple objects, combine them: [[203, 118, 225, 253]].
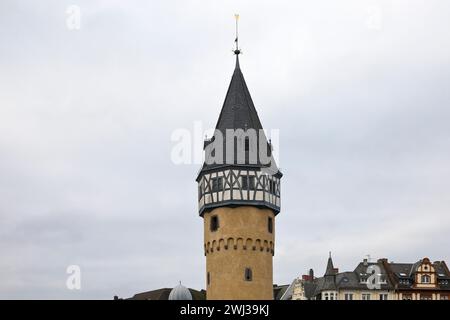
[[234, 13, 240, 56]]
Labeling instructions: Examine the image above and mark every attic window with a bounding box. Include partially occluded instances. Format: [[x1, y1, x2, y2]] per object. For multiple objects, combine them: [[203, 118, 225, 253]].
[[400, 279, 410, 285], [421, 275, 431, 284]]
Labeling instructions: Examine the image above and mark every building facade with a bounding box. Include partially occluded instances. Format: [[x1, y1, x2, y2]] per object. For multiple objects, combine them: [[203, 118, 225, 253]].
[[309, 255, 394, 300], [282, 255, 449, 300], [197, 49, 282, 300], [382, 257, 450, 300]]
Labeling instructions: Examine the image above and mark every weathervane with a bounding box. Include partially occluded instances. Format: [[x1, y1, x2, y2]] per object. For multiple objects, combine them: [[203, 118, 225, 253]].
[[234, 14, 240, 55]]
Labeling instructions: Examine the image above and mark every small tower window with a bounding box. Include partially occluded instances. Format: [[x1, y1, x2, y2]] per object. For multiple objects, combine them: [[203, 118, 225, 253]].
[[207, 272, 211, 286], [210, 215, 219, 232], [268, 217, 273, 234], [249, 176, 255, 190], [269, 180, 276, 194], [198, 184, 202, 200], [242, 176, 248, 190], [267, 142, 272, 157], [212, 177, 223, 192], [241, 176, 255, 190], [244, 268, 252, 281]]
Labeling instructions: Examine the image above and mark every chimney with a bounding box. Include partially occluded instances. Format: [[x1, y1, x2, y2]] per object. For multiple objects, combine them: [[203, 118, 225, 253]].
[[309, 268, 314, 280], [363, 258, 368, 266]]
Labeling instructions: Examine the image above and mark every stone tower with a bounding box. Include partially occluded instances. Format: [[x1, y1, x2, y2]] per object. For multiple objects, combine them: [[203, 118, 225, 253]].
[[196, 46, 282, 300]]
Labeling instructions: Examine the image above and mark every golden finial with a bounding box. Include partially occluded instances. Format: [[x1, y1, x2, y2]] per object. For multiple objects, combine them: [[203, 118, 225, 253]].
[[234, 14, 240, 55]]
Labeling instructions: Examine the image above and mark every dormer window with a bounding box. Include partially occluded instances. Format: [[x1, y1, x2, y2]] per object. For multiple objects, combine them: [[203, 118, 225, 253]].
[[421, 274, 431, 284], [399, 279, 410, 285]]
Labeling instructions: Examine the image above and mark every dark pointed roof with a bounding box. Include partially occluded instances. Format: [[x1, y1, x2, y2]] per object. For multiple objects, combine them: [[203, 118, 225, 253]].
[[214, 56, 263, 133], [325, 253, 335, 276], [197, 55, 281, 178]]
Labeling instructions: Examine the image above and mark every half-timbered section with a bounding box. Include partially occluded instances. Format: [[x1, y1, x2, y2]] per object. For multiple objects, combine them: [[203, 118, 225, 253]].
[[198, 169, 280, 216]]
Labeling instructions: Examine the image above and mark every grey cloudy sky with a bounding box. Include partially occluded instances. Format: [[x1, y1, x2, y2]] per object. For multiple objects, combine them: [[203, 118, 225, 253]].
[[0, 0, 449, 299]]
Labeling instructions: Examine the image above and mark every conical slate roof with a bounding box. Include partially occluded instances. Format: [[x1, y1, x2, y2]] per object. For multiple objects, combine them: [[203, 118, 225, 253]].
[[198, 55, 281, 178], [325, 254, 335, 276], [214, 56, 264, 133]]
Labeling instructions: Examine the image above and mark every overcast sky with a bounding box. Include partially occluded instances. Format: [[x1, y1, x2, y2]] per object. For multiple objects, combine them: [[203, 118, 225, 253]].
[[1, 0, 449, 299]]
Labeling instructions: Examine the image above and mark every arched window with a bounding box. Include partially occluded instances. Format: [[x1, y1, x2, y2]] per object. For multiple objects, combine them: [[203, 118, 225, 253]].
[[421, 274, 431, 284], [244, 137, 250, 152], [244, 268, 252, 281]]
